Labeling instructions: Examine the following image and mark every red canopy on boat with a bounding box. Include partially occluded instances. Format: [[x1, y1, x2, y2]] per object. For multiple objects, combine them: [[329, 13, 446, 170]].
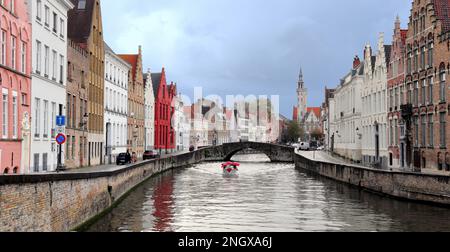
[[221, 162, 240, 168]]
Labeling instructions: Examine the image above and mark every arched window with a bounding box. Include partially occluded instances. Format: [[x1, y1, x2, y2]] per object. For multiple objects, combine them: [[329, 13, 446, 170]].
[[13, 167, 18, 174], [3, 167, 9, 174]]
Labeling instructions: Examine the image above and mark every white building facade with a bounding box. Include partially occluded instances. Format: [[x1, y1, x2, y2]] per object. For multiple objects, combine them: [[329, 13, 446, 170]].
[[329, 59, 364, 162], [173, 93, 189, 151], [104, 43, 130, 164], [143, 70, 155, 151], [30, 0, 74, 173], [361, 35, 390, 168]]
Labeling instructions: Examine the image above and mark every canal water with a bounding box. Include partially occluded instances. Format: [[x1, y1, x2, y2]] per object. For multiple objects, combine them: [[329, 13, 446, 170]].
[[86, 154, 450, 232]]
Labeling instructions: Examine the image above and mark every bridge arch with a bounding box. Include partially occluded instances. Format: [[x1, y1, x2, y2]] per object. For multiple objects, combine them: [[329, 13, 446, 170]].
[[218, 142, 295, 163]]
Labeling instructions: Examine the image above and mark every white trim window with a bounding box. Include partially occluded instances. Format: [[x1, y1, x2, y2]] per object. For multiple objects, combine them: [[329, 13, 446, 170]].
[[36, 40, 42, 73], [1, 30, 6, 66], [44, 45, 49, 77], [12, 92, 17, 139], [44, 5, 49, 27], [36, 0, 42, 21], [21, 41, 26, 74], [2, 89, 8, 139], [11, 36, 16, 70], [51, 102, 56, 138], [52, 50, 57, 80], [34, 98, 40, 138], [59, 54, 64, 84], [43, 100, 48, 138]]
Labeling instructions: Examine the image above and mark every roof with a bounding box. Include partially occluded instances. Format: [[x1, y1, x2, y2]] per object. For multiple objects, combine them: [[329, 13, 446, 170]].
[[307, 107, 321, 119], [118, 54, 138, 82], [151, 73, 162, 97], [433, 0, 450, 33], [68, 0, 95, 43], [384, 45, 392, 66]]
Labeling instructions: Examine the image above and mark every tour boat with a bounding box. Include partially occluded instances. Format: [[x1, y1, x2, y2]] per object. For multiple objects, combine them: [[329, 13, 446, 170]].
[[222, 162, 240, 177]]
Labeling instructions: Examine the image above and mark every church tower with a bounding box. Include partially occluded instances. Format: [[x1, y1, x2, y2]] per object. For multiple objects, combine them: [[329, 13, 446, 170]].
[[297, 67, 308, 122]]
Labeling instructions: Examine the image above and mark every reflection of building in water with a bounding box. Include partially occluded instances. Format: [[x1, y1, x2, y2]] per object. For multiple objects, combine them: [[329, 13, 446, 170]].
[[152, 173, 175, 232]]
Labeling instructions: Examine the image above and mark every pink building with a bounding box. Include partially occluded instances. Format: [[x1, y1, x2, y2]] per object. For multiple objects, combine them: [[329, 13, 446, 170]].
[[0, 0, 32, 174]]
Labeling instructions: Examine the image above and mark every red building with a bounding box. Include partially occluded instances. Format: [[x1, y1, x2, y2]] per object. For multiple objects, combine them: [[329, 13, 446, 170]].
[[151, 68, 176, 153], [0, 1, 32, 174]]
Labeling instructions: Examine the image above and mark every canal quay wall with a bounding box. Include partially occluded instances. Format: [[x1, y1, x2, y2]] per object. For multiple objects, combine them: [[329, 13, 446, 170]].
[[295, 152, 450, 207], [0, 143, 293, 232]]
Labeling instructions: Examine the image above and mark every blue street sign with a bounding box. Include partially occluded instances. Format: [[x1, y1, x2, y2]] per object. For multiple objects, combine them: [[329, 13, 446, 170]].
[[56, 116, 66, 126]]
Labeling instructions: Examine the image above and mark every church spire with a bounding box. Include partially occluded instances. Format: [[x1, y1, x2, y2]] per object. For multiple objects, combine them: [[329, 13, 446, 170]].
[[298, 67, 304, 89]]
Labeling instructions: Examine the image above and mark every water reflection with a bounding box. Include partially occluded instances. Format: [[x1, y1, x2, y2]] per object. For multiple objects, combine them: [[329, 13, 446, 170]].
[[87, 154, 450, 232], [151, 173, 175, 232]]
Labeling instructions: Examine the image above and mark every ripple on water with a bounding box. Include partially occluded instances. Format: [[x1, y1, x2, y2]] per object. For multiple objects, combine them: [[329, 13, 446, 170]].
[[86, 154, 450, 232]]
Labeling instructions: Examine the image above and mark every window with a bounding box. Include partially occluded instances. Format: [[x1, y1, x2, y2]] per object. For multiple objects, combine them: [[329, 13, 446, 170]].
[[440, 69, 446, 102], [43, 100, 48, 138], [42, 153, 48, 171], [11, 36, 16, 70], [34, 154, 40, 173], [429, 114, 434, 147], [44, 5, 49, 26], [389, 120, 394, 146], [72, 95, 76, 128], [10, 0, 15, 14], [52, 50, 57, 80], [394, 119, 398, 146], [36, 0, 42, 20], [66, 135, 70, 159], [421, 115, 426, 147], [21, 93, 27, 106], [428, 43, 433, 67], [414, 81, 419, 106], [52, 12, 57, 33], [414, 49, 418, 72], [12, 93, 17, 138], [67, 94, 71, 128], [428, 77, 434, 104], [72, 136, 75, 158], [78, 0, 86, 9], [44, 45, 49, 77], [0, 30, 5, 65], [414, 116, 419, 146], [440, 112, 446, 148], [60, 18, 65, 38], [34, 98, 40, 138], [36, 40, 42, 73], [421, 79, 426, 105], [59, 55, 64, 84], [420, 46, 425, 70], [2, 89, 8, 139], [407, 52, 412, 74], [21, 41, 26, 73], [51, 102, 56, 138]]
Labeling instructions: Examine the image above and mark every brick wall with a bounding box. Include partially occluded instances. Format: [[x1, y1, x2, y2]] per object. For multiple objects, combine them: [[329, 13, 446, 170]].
[[296, 153, 450, 206]]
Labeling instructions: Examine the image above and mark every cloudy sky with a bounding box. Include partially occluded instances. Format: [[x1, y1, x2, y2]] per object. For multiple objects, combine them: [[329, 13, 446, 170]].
[[101, 0, 411, 118]]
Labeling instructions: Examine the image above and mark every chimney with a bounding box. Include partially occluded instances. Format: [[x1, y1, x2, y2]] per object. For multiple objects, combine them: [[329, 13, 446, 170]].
[[353, 55, 361, 69]]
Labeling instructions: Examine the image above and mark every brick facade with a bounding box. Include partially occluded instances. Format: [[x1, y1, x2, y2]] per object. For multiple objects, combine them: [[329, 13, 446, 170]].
[[68, 0, 106, 167], [65, 40, 89, 169], [405, 0, 450, 172], [387, 17, 408, 169]]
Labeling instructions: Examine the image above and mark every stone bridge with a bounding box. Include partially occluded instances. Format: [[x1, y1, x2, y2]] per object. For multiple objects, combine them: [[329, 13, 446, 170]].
[[199, 142, 295, 162]]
